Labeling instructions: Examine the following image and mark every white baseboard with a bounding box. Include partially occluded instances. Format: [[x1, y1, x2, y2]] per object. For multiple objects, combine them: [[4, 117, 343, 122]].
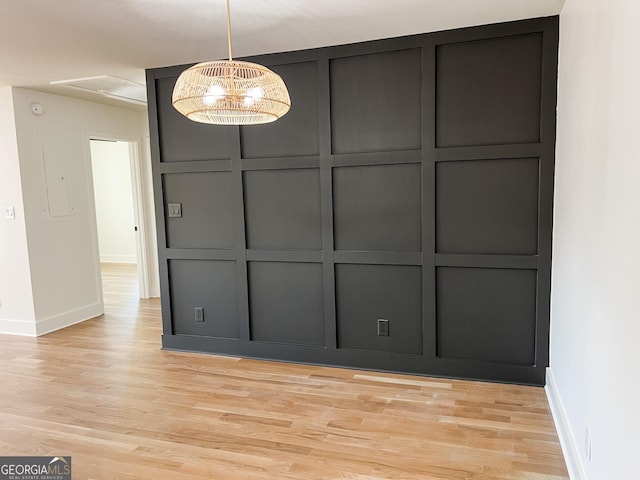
[[546, 367, 587, 480], [35, 302, 104, 336], [0, 318, 37, 336], [100, 254, 137, 264]]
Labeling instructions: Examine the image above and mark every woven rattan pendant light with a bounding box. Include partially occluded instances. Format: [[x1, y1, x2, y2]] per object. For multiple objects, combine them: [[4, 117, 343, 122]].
[[172, 0, 290, 125]]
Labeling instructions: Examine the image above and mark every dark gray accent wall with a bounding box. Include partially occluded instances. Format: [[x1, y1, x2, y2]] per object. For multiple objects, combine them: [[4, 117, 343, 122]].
[[146, 16, 558, 385]]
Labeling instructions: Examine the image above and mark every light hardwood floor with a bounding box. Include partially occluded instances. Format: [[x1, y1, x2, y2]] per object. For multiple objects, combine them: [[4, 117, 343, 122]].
[[0, 263, 568, 479]]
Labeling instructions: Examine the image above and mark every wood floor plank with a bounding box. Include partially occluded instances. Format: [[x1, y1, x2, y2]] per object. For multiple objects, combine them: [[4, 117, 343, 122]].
[[0, 263, 569, 479]]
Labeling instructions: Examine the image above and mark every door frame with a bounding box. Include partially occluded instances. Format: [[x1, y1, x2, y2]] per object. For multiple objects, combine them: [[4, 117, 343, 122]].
[[86, 131, 150, 299]]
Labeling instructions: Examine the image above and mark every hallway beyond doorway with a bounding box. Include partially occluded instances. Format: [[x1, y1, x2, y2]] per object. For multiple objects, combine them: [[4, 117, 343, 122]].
[[100, 262, 139, 314]]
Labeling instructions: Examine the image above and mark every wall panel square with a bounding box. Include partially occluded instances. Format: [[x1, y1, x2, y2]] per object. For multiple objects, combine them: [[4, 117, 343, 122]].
[[244, 169, 322, 250], [169, 259, 239, 338], [241, 62, 319, 158], [436, 33, 543, 147], [333, 164, 421, 252], [248, 262, 324, 345], [336, 264, 422, 354], [436, 158, 539, 255], [436, 267, 536, 365], [155, 77, 232, 161], [330, 49, 422, 154], [164, 172, 235, 249]]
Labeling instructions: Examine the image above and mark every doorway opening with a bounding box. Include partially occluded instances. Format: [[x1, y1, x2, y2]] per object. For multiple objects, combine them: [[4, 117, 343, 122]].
[[89, 137, 149, 307]]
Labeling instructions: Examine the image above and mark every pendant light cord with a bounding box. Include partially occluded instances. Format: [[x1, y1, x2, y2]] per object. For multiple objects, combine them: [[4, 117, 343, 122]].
[[226, 0, 233, 61]]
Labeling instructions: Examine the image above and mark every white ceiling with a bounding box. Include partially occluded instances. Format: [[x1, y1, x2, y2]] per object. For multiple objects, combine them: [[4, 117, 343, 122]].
[[0, 0, 565, 107]]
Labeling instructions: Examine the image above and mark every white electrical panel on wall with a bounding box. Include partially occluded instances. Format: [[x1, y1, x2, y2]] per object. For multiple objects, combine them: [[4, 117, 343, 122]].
[[42, 143, 71, 217]]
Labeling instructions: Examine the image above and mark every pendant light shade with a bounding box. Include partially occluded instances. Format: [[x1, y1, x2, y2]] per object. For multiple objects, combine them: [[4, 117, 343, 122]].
[[172, 0, 290, 125], [172, 60, 290, 125]]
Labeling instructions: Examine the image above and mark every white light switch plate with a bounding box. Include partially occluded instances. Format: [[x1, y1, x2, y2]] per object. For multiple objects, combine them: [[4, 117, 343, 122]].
[[4, 206, 15, 219]]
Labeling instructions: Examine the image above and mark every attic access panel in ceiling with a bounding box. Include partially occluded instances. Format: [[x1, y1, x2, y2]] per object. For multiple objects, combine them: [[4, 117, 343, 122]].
[[50, 75, 147, 105]]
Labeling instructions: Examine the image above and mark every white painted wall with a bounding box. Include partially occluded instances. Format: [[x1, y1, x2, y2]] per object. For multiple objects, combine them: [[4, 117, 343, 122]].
[[9, 88, 157, 334], [0, 87, 36, 335], [548, 0, 640, 479], [90, 140, 137, 264]]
